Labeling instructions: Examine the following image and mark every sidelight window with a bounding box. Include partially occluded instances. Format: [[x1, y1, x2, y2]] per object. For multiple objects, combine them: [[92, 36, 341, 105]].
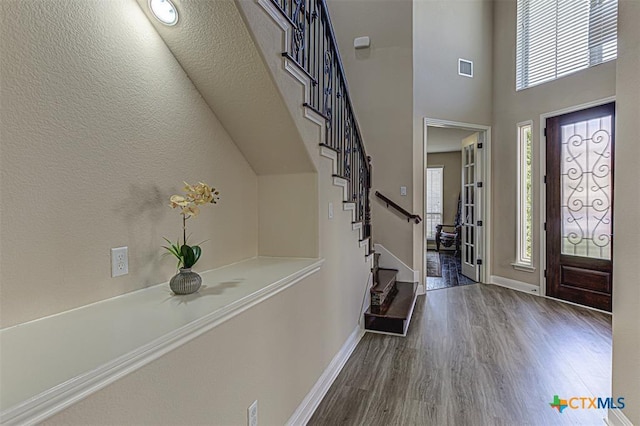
[[515, 121, 534, 269]]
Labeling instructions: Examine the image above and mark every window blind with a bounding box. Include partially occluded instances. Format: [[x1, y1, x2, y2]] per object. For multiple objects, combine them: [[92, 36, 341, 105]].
[[516, 0, 617, 91]]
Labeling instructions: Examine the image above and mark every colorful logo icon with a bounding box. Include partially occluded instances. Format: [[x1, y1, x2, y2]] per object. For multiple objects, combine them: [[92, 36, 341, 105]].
[[550, 395, 568, 413]]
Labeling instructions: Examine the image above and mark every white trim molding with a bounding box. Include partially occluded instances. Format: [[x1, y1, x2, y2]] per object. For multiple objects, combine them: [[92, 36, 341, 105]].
[[511, 262, 536, 273], [423, 118, 492, 286], [605, 409, 634, 426], [286, 326, 364, 426], [490, 275, 540, 295]]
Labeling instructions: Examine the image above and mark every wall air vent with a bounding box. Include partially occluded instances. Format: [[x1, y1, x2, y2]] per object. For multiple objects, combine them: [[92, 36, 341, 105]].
[[458, 58, 473, 78]]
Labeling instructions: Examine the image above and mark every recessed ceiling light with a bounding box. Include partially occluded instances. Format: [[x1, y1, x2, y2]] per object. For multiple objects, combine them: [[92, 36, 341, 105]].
[[149, 0, 178, 26]]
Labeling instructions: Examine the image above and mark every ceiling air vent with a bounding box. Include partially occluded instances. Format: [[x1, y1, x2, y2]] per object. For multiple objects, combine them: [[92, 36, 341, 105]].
[[458, 58, 473, 78]]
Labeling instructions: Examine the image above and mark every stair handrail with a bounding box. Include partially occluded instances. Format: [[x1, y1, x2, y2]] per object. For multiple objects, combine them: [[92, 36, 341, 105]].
[[375, 191, 422, 224]]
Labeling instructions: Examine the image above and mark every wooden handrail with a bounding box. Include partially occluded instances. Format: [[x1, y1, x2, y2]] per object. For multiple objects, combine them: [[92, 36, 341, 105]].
[[375, 191, 422, 224]]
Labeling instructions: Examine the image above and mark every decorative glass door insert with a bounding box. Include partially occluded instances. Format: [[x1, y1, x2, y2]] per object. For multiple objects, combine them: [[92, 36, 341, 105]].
[[560, 117, 612, 260]]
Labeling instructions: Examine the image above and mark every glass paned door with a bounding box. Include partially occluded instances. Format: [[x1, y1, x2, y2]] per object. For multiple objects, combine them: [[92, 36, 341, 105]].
[[461, 133, 481, 282], [546, 102, 614, 312]]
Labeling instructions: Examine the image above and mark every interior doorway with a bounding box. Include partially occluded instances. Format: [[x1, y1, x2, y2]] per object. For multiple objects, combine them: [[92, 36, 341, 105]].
[[423, 119, 491, 290]]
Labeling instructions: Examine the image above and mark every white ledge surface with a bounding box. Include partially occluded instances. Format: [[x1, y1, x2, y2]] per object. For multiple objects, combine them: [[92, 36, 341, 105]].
[[0, 257, 324, 425]]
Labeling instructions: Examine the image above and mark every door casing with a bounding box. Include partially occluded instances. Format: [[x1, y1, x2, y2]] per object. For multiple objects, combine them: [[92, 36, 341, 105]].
[[423, 118, 492, 289]]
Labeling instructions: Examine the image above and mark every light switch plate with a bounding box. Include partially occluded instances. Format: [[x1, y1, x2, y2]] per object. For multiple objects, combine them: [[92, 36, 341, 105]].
[[400, 186, 407, 196], [328, 202, 334, 219]]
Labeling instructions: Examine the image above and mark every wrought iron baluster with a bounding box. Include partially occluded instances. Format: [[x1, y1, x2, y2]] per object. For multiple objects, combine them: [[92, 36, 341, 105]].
[[323, 49, 332, 147], [291, 0, 305, 66]]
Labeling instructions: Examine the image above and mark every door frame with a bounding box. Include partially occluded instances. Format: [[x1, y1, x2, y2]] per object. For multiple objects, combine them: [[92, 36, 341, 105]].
[[423, 118, 492, 286], [538, 96, 616, 303]]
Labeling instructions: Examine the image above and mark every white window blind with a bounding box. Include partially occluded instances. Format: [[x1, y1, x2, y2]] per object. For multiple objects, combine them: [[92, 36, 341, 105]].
[[516, 0, 617, 91], [426, 167, 444, 240]]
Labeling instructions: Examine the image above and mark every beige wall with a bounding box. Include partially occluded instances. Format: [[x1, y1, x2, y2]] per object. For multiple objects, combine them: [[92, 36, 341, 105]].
[[611, 0, 640, 423], [0, 0, 373, 422], [426, 127, 475, 153], [0, 0, 259, 328], [427, 151, 462, 227], [326, 0, 415, 268], [491, 0, 616, 286], [413, 0, 493, 126], [258, 174, 318, 258], [413, 0, 493, 280]]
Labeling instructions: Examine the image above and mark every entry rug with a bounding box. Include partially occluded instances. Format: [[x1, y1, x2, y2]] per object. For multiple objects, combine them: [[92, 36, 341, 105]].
[[426, 251, 442, 277]]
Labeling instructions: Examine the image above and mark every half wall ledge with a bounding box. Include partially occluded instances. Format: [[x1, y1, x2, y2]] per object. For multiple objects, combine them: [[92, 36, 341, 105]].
[[0, 257, 324, 425]]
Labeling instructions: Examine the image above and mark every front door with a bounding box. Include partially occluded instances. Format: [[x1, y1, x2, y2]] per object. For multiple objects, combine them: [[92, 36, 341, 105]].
[[546, 102, 615, 311], [461, 132, 481, 282]]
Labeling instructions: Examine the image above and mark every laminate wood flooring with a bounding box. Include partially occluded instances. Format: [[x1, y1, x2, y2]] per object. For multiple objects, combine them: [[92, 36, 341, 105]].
[[426, 252, 476, 291], [309, 284, 612, 426]]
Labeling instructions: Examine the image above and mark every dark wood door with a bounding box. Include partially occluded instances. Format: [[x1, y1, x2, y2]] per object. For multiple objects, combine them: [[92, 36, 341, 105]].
[[546, 102, 615, 312]]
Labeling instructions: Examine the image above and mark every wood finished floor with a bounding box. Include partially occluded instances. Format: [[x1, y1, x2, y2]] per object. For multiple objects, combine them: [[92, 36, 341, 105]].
[[309, 284, 612, 426], [426, 251, 476, 291]]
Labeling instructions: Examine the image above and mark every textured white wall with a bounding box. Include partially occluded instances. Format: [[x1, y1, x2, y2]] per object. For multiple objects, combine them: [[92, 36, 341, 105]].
[[137, 0, 317, 176], [611, 1, 640, 423], [0, 0, 258, 327]]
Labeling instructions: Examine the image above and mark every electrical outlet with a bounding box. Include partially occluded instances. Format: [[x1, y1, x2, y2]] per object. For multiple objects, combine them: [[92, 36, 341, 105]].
[[248, 400, 258, 426], [111, 247, 128, 277]]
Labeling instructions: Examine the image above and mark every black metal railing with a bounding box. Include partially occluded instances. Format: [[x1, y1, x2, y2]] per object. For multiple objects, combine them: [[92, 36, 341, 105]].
[[375, 192, 422, 224], [270, 0, 372, 244]]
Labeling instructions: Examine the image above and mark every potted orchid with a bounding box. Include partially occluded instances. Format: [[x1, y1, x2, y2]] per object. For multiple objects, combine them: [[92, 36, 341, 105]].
[[163, 181, 220, 294]]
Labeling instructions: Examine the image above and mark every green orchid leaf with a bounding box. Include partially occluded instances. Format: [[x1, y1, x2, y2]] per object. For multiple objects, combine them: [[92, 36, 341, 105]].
[[192, 245, 202, 266], [180, 244, 196, 268]]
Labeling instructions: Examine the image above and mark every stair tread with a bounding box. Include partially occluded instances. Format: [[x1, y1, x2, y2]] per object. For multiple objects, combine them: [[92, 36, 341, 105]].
[[371, 269, 397, 293], [366, 282, 416, 319]]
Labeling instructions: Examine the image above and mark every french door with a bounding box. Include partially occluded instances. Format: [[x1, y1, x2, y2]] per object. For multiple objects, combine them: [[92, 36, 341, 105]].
[[461, 133, 481, 282], [546, 102, 615, 312]]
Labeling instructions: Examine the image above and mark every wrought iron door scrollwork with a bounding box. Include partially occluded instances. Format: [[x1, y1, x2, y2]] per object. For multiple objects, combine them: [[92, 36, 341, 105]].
[[561, 121, 612, 259]]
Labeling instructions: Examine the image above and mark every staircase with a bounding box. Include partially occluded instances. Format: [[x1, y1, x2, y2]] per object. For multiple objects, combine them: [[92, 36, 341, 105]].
[[365, 253, 417, 336], [252, 0, 417, 335]]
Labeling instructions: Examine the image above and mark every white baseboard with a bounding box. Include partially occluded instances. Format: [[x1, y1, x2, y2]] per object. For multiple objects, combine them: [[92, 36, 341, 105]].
[[489, 275, 540, 295], [605, 409, 634, 426], [286, 326, 364, 426]]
